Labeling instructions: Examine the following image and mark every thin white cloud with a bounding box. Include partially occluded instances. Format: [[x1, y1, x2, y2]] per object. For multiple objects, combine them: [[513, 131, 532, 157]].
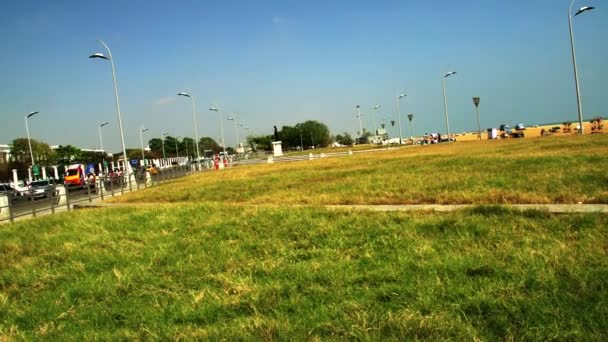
[[155, 96, 176, 105]]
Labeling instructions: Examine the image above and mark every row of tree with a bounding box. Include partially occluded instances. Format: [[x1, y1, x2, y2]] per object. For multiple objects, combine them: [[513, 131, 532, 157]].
[[2, 119, 356, 181]]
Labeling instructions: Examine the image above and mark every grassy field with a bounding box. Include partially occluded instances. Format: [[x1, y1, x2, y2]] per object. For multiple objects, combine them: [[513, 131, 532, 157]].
[[1, 205, 607, 339], [112, 134, 608, 205], [2, 134, 607, 339]]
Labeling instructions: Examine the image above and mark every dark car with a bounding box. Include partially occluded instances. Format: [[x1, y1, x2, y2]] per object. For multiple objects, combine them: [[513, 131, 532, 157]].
[[28, 179, 60, 200], [0, 183, 20, 202]]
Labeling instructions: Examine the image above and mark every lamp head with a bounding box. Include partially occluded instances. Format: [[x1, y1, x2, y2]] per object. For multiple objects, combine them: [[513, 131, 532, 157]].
[[177, 92, 191, 98], [575, 6, 595, 16], [209, 107, 219, 112], [398, 94, 407, 99], [89, 53, 110, 60], [444, 71, 457, 78], [100, 121, 109, 127], [26, 111, 39, 119]]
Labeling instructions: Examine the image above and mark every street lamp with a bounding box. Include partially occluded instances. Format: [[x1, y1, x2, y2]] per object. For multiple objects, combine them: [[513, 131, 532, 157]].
[[161, 132, 168, 160], [372, 105, 381, 134], [98, 121, 109, 173], [473, 97, 482, 140], [209, 107, 226, 153], [184, 138, 190, 160], [89, 40, 131, 177], [227, 116, 240, 153], [407, 113, 414, 139], [24, 111, 39, 166], [396, 94, 407, 144], [568, 2, 596, 134], [442, 71, 457, 141], [140, 127, 149, 165], [355, 105, 363, 137], [98, 121, 109, 154], [177, 91, 201, 161]]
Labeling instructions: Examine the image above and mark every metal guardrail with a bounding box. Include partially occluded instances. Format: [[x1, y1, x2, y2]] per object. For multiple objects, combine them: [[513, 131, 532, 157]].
[[1, 148, 368, 223], [0, 164, 195, 223]]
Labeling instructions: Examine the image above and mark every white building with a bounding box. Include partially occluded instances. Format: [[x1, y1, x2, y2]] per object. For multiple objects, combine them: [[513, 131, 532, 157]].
[[0, 144, 10, 164]]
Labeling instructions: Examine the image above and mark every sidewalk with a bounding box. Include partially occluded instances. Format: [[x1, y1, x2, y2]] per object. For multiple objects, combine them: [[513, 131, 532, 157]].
[[72, 202, 608, 214]]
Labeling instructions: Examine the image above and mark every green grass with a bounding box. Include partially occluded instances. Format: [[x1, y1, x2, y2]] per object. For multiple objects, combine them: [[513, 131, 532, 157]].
[[112, 134, 608, 205], [1, 205, 607, 339]]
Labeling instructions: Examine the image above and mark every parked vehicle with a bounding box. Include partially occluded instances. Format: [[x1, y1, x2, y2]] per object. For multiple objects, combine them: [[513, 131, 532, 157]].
[[28, 179, 60, 200], [0, 183, 20, 202], [64, 164, 96, 190]]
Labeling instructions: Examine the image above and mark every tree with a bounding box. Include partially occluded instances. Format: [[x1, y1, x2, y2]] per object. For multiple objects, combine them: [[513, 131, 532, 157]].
[[9, 138, 54, 165], [148, 138, 163, 156], [52, 145, 82, 166], [248, 135, 273, 152], [181, 137, 196, 159], [199, 137, 221, 154], [335, 132, 354, 146], [296, 120, 331, 148]]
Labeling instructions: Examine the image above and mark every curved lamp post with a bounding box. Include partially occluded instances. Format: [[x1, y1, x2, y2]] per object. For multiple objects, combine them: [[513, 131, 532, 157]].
[[161, 131, 168, 160], [177, 91, 201, 161], [372, 105, 382, 135], [25, 111, 39, 167], [227, 116, 240, 152], [442, 71, 457, 141], [355, 105, 363, 137], [140, 127, 149, 165], [569, 2, 596, 134], [396, 94, 407, 144], [89, 40, 130, 177], [209, 107, 226, 153], [98, 121, 110, 173], [98, 121, 109, 154]]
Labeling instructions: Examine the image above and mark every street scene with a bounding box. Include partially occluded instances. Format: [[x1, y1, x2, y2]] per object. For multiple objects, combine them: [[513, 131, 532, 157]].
[[0, 0, 607, 340]]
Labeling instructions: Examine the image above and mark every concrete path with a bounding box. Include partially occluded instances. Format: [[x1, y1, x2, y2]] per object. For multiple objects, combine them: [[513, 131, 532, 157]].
[[72, 202, 608, 214], [324, 204, 608, 213]]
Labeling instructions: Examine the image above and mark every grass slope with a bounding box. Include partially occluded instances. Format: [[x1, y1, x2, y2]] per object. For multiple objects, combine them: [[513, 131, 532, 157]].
[[1, 205, 607, 339], [112, 135, 608, 205]]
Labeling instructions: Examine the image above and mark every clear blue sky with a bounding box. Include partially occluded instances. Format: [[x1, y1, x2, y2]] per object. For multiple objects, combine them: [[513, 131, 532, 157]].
[[1, 0, 606, 152]]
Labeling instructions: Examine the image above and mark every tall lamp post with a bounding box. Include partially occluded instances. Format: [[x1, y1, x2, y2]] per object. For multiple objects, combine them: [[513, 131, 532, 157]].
[[355, 105, 363, 137], [227, 116, 240, 152], [372, 105, 381, 135], [161, 132, 168, 160], [89, 40, 130, 177], [237, 122, 245, 152], [396, 94, 407, 144], [98, 121, 109, 173], [25, 111, 39, 167], [209, 107, 226, 153], [140, 127, 149, 166], [568, 2, 596, 134], [98, 121, 109, 154], [184, 138, 189, 160], [472, 97, 482, 140], [177, 91, 201, 161], [442, 71, 457, 141], [407, 113, 414, 139]]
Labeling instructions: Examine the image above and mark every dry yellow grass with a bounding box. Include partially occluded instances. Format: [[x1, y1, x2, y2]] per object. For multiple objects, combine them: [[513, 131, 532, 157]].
[[110, 134, 608, 205]]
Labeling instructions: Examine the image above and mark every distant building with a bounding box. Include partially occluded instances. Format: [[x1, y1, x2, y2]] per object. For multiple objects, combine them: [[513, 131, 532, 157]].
[[0, 144, 9, 164]]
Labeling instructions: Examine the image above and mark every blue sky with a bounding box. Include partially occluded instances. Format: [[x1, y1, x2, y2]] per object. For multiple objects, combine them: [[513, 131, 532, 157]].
[[1, 0, 606, 152]]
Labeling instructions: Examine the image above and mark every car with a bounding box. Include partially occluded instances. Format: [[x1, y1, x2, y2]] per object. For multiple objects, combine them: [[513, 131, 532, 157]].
[[0, 183, 20, 202], [28, 179, 60, 200]]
